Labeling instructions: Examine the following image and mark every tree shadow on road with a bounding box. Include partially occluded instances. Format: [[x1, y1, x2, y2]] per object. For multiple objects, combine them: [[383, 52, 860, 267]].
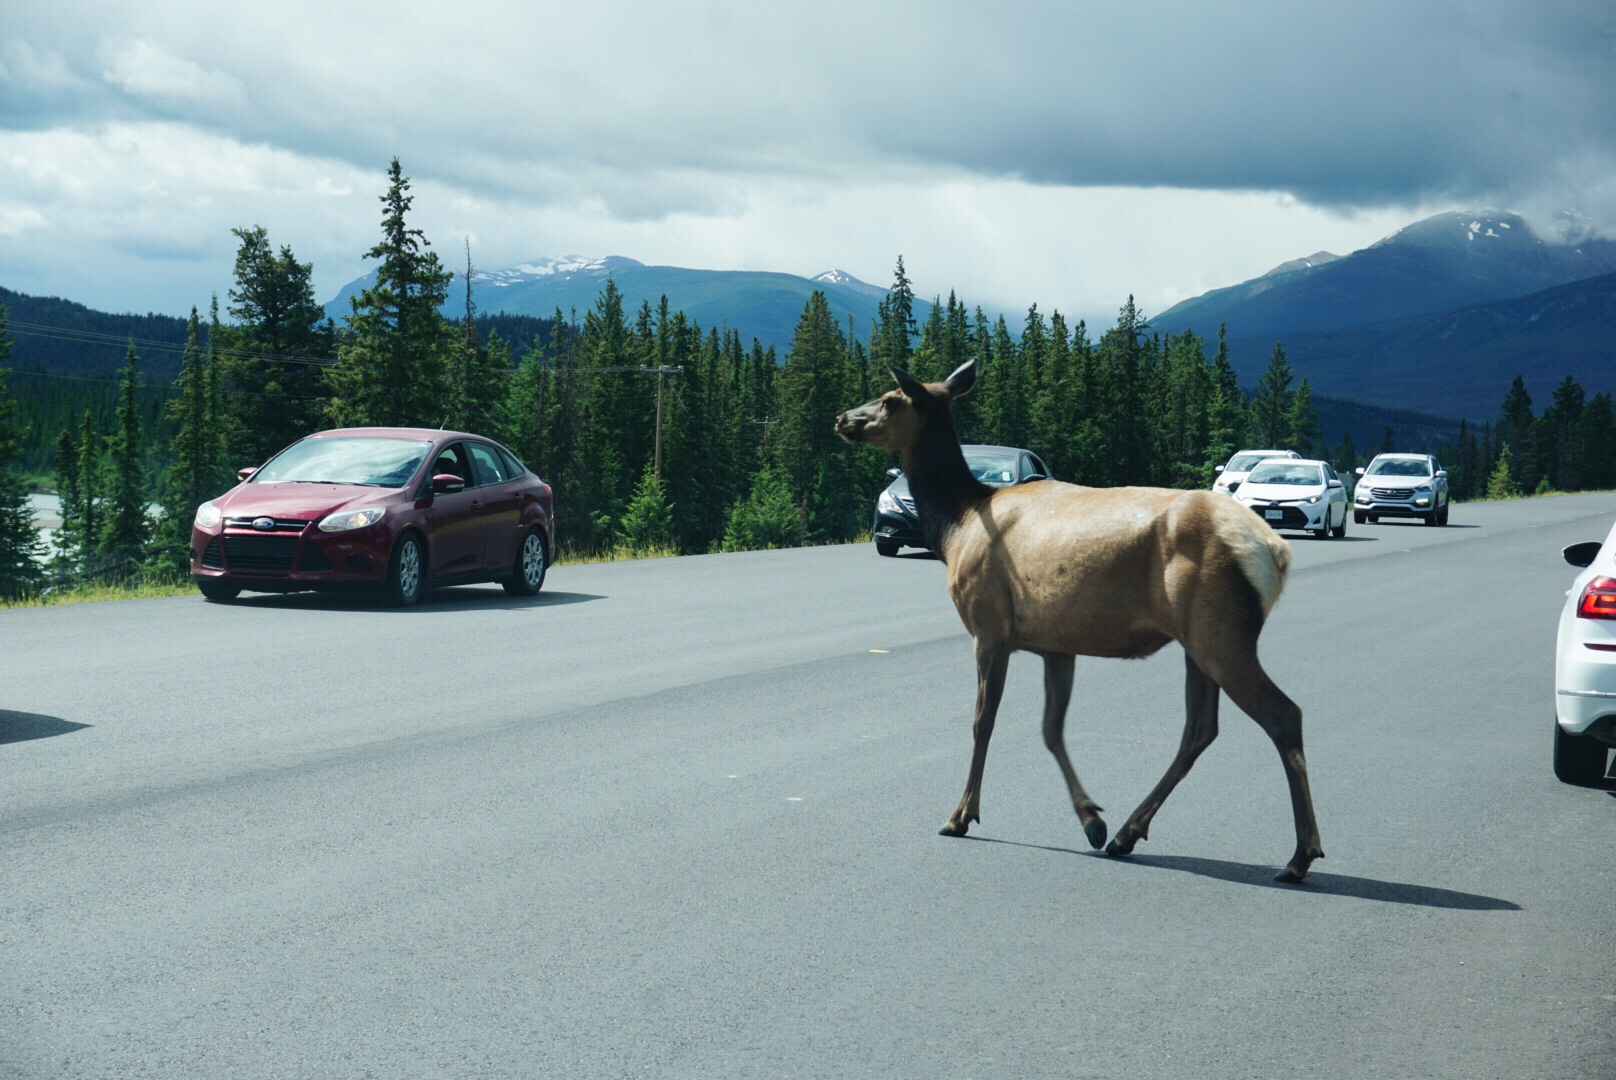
[[0, 710, 91, 746], [960, 835, 1520, 910]]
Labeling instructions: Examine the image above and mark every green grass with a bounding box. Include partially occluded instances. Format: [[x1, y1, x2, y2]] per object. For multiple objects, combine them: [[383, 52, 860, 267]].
[[0, 577, 196, 610], [2, 530, 878, 609]]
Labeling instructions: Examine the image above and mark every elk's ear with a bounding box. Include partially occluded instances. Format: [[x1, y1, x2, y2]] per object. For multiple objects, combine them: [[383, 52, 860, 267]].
[[888, 364, 929, 403], [943, 357, 978, 399]]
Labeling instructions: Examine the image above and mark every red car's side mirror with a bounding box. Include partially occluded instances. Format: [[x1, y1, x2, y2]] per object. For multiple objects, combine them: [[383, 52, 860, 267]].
[[237, 466, 258, 481], [432, 473, 465, 494]]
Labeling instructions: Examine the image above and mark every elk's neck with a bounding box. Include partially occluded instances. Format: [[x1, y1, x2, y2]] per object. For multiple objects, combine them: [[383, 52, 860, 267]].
[[900, 420, 992, 559]]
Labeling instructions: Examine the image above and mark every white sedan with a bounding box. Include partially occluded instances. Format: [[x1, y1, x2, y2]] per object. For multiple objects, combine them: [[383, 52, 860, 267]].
[[1554, 523, 1616, 787], [1231, 458, 1349, 538]]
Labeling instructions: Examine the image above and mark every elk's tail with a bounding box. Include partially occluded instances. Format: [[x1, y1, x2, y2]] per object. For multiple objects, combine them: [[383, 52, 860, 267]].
[[1234, 529, 1291, 620]]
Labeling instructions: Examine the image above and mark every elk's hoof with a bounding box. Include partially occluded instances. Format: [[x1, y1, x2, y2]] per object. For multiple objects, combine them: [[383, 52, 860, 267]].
[[1083, 817, 1108, 850], [938, 821, 969, 837], [1276, 848, 1324, 882], [1104, 825, 1140, 857]]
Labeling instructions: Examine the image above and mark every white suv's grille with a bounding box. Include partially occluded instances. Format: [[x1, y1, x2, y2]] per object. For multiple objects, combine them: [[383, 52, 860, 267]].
[[1370, 488, 1412, 500]]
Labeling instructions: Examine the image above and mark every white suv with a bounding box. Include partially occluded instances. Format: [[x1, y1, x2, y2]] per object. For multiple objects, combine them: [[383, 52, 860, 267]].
[[1353, 453, 1449, 526], [1212, 449, 1301, 497]]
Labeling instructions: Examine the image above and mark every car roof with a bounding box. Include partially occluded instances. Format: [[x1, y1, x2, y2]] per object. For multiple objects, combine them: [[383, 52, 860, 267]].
[[1252, 458, 1327, 468], [1372, 452, 1429, 460], [961, 443, 1030, 455], [310, 427, 486, 442]]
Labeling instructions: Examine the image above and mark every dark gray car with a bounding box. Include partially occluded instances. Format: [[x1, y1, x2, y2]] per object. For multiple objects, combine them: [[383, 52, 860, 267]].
[[872, 443, 1051, 556]]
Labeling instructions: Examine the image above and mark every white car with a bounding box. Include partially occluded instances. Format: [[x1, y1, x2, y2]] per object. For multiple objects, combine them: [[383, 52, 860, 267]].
[[1231, 458, 1349, 538], [1554, 524, 1616, 787], [1212, 449, 1301, 496], [1353, 453, 1450, 526]]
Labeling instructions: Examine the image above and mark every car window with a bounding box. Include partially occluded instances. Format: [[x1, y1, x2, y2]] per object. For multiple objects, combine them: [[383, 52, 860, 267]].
[[1365, 458, 1432, 478], [252, 436, 431, 487], [1227, 453, 1280, 472], [431, 443, 469, 486], [1247, 463, 1323, 486], [467, 441, 512, 486], [1020, 453, 1043, 479], [498, 447, 527, 479], [963, 450, 1018, 485]]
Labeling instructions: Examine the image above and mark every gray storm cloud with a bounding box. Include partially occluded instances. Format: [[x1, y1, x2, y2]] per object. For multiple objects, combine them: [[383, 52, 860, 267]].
[[4, 0, 1613, 224]]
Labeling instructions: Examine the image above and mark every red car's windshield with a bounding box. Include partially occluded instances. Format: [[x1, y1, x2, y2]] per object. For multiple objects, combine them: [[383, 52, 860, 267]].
[[253, 437, 432, 487]]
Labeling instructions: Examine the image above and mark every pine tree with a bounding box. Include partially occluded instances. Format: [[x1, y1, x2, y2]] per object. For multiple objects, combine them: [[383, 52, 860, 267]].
[[156, 308, 224, 572], [327, 158, 453, 428], [775, 290, 862, 541], [1485, 444, 1520, 500], [75, 410, 100, 571], [216, 226, 334, 465], [721, 467, 803, 551], [617, 461, 676, 553], [0, 301, 43, 597], [1250, 343, 1296, 449], [50, 428, 81, 574], [1288, 376, 1321, 456], [99, 343, 151, 568]]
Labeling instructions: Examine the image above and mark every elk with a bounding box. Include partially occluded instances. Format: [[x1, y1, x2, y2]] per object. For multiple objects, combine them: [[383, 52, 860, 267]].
[[835, 358, 1324, 881]]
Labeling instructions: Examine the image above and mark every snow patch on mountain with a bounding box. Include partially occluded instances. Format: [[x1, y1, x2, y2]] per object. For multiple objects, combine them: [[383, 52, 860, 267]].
[[475, 255, 643, 287]]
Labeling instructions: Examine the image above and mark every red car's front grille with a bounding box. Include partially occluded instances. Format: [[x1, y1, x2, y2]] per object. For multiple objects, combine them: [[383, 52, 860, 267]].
[[298, 543, 334, 572], [201, 538, 224, 568], [223, 536, 299, 574]]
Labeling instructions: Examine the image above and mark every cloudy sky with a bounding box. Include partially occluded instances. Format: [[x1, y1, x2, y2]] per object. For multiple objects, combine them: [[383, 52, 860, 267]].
[[2, 0, 1613, 328]]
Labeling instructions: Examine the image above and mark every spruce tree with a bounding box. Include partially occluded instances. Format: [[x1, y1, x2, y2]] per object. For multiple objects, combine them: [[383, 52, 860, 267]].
[[0, 301, 43, 597], [327, 158, 453, 428], [156, 308, 223, 572], [1250, 343, 1296, 449], [617, 461, 677, 554], [75, 410, 100, 571], [50, 428, 81, 574], [99, 344, 151, 569], [775, 290, 863, 541], [1485, 444, 1520, 500], [217, 226, 334, 465]]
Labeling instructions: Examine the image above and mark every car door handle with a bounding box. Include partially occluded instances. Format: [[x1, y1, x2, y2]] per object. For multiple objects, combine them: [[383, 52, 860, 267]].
[[471, 499, 484, 513]]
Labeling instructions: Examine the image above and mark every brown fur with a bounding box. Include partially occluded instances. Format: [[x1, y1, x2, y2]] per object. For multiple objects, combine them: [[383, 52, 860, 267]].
[[836, 360, 1324, 881]]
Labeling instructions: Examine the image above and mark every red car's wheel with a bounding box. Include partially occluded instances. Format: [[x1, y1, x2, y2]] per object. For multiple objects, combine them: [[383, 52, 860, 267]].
[[503, 529, 547, 596], [386, 532, 424, 607]]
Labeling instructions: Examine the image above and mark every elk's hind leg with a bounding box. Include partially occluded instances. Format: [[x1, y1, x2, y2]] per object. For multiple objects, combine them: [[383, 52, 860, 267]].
[[1040, 653, 1107, 849], [1213, 655, 1324, 881], [940, 637, 1010, 837], [1106, 650, 1220, 858]]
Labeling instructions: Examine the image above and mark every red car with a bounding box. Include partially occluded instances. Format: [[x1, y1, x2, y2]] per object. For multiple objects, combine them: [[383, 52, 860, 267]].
[[189, 427, 554, 605]]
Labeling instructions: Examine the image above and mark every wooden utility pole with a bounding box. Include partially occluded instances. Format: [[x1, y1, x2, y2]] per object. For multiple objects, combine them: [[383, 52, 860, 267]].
[[638, 365, 682, 477]]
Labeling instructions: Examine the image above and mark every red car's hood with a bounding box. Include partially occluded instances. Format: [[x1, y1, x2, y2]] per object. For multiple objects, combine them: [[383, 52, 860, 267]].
[[214, 482, 398, 521]]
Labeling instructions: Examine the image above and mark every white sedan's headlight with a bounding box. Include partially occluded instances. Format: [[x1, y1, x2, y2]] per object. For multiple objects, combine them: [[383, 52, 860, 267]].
[[318, 507, 386, 532], [194, 502, 222, 529]]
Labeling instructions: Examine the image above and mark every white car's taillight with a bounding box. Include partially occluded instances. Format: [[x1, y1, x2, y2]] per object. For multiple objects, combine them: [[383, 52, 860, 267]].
[[1576, 577, 1616, 620]]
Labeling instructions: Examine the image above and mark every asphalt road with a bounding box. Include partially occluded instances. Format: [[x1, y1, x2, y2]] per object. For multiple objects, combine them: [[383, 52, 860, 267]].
[[3, 493, 1615, 1079]]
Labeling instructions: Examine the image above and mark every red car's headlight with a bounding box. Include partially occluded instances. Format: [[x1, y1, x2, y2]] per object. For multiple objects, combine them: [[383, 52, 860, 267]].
[[318, 507, 387, 532]]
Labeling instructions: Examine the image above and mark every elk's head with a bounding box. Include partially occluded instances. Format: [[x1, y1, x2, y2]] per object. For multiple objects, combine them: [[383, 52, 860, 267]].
[[836, 357, 977, 452]]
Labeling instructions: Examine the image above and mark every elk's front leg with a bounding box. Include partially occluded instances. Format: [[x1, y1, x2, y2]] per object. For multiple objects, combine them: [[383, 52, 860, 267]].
[[1041, 653, 1107, 849], [941, 637, 1010, 836]]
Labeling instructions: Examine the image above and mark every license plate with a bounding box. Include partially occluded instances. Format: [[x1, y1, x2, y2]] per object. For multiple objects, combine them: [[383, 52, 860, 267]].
[[1264, 509, 1283, 520]]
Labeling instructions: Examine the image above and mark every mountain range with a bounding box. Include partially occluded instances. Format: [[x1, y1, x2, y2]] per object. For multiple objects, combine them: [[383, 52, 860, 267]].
[[1153, 210, 1616, 420], [323, 257, 928, 354]]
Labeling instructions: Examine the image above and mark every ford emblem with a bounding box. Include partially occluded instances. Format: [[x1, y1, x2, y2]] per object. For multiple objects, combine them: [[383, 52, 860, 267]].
[[252, 517, 275, 531]]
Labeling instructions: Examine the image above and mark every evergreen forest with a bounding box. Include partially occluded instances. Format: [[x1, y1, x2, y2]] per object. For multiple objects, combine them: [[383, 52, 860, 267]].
[[1, 157, 1613, 599]]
